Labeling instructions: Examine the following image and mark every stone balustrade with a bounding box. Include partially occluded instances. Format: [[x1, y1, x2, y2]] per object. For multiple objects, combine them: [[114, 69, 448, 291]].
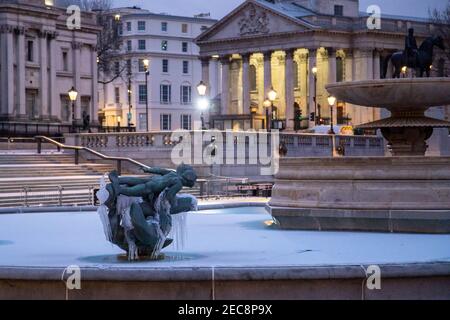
[[66, 131, 385, 157]]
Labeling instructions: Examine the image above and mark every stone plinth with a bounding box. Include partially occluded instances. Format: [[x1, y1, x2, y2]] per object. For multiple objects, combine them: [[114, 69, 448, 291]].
[[268, 157, 450, 233]]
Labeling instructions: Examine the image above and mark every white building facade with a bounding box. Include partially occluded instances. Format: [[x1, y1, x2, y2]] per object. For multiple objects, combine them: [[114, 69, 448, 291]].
[[99, 7, 217, 131], [0, 0, 100, 133]]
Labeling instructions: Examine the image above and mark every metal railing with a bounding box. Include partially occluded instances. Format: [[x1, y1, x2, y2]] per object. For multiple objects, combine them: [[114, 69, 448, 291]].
[[20, 185, 96, 207], [35, 135, 153, 175]]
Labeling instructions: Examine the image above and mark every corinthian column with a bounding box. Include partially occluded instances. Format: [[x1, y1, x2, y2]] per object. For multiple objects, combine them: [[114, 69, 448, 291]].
[[91, 45, 99, 124], [49, 32, 58, 121], [241, 53, 251, 115], [308, 48, 317, 128], [284, 49, 295, 130], [220, 55, 230, 115], [16, 27, 26, 117], [0, 25, 14, 117], [263, 50, 273, 95], [200, 57, 210, 95], [72, 42, 82, 122], [327, 47, 337, 84], [39, 31, 49, 119]]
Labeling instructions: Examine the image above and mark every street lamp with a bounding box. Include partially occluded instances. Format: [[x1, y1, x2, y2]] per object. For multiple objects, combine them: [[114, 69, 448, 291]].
[[68, 86, 78, 133], [263, 99, 271, 131], [143, 59, 150, 132], [312, 66, 318, 125], [327, 95, 336, 135], [197, 81, 209, 130]]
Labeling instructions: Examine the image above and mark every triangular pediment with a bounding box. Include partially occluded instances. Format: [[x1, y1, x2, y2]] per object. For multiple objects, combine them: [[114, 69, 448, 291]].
[[197, 0, 316, 43]]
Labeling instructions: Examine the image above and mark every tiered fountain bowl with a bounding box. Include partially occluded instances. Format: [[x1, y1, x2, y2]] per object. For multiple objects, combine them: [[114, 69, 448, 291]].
[[326, 78, 450, 156], [268, 78, 450, 234]]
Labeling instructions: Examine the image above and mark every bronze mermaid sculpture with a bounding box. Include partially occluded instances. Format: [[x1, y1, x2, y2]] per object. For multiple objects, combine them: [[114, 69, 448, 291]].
[[96, 164, 198, 260]]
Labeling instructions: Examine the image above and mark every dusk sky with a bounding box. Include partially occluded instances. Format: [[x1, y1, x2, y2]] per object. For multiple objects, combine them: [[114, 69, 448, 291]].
[[113, 0, 447, 19]]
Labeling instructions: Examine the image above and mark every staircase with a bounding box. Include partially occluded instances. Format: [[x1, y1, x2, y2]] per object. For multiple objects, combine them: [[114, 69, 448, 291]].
[[0, 152, 115, 208], [0, 152, 201, 208]]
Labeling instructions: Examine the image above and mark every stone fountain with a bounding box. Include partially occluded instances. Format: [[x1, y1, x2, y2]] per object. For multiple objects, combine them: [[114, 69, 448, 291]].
[[327, 78, 450, 156], [268, 77, 450, 234]]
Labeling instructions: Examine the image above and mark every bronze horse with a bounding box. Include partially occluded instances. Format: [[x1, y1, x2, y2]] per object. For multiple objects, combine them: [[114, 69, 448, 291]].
[[383, 36, 445, 78]]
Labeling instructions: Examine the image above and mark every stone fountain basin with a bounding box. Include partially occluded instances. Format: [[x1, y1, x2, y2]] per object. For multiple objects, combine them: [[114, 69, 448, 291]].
[[326, 78, 450, 110]]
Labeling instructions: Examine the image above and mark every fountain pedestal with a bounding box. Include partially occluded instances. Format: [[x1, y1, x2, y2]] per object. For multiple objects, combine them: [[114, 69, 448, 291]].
[[268, 78, 450, 234]]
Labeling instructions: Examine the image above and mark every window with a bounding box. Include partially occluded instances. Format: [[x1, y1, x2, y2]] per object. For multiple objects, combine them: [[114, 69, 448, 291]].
[[160, 84, 171, 104], [126, 59, 132, 75], [27, 40, 34, 62], [114, 61, 120, 75], [115, 87, 120, 103], [138, 59, 146, 72], [334, 5, 344, 17], [138, 21, 146, 31], [161, 40, 168, 51], [60, 96, 70, 122], [250, 65, 257, 91], [126, 21, 132, 31], [62, 51, 68, 71], [182, 61, 189, 74], [138, 113, 147, 131], [160, 114, 172, 131], [127, 40, 132, 51], [181, 23, 188, 33], [200, 25, 208, 32], [182, 42, 188, 53], [138, 39, 146, 50], [162, 59, 169, 73], [180, 85, 192, 104], [181, 114, 192, 130], [161, 22, 168, 32], [336, 57, 344, 82], [139, 84, 148, 104], [26, 89, 39, 119], [118, 23, 123, 35]]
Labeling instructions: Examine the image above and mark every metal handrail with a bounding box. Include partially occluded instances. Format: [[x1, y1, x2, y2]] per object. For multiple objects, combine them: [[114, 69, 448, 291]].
[[35, 135, 151, 175]]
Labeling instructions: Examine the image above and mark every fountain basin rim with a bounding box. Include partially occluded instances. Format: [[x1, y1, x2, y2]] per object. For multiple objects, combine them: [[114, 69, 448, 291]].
[[1, 262, 450, 282]]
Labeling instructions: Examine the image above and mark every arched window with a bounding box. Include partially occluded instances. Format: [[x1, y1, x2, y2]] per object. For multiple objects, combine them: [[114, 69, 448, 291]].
[[250, 65, 257, 91], [293, 61, 299, 88]]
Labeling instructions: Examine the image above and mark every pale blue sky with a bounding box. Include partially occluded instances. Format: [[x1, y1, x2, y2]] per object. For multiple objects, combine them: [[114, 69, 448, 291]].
[[113, 0, 447, 19]]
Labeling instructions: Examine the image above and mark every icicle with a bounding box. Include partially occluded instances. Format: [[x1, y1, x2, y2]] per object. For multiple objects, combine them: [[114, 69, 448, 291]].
[[96, 175, 113, 242], [169, 212, 188, 251]]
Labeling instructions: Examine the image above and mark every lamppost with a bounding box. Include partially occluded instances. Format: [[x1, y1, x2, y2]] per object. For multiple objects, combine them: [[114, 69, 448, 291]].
[[127, 77, 133, 129], [264, 86, 278, 131], [196, 80, 208, 130], [68, 86, 78, 133], [312, 66, 318, 125], [327, 95, 336, 135], [143, 58, 150, 132]]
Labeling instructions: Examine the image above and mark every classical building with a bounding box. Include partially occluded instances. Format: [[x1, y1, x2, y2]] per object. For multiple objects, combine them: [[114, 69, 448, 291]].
[[99, 7, 217, 131], [196, 0, 449, 132], [0, 0, 100, 133]]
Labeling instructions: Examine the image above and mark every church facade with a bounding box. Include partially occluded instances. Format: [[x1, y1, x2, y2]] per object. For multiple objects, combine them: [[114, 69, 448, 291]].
[[196, 0, 448, 132]]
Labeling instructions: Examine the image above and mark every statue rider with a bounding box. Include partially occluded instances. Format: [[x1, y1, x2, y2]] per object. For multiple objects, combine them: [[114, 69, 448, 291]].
[[404, 28, 418, 67]]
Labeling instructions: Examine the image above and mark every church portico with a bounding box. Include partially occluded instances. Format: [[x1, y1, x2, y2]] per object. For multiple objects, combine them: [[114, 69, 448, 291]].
[[196, 0, 445, 132]]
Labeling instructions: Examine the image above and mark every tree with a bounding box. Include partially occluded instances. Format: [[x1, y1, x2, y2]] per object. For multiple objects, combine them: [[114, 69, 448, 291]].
[[56, 0, 125, 84], [430, 1, 450, 62]]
